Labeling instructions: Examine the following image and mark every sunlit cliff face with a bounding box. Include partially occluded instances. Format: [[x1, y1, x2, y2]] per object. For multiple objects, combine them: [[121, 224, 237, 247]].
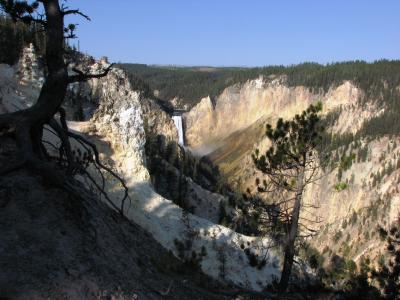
[[184, 76, 364, 152], [183, 75, 398, 264]]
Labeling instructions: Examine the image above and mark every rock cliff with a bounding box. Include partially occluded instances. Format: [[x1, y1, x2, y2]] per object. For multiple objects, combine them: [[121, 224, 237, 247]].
[[184, 74, 398, 266], [0, 44, 43, 114], [184, 76, 371, 151], [79, 65, 283, 292], [8, 45, 395, 292], [17, 43, 44, 88], [0, 48, 284, 292]]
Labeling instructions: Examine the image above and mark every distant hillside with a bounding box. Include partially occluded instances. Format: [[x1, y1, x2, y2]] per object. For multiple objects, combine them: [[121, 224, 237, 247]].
[[119, 61, 400, 113], [117, 63, 248, 108]]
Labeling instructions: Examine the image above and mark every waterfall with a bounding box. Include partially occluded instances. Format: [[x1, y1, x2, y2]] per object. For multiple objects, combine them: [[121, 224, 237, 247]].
[[172, 115, 184, 145]]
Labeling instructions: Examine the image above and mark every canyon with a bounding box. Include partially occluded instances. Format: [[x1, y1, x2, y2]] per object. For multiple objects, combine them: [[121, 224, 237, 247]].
[[181, 71, 400, 268], [0, 47, 282, 293], [1, 44, 399, 298]]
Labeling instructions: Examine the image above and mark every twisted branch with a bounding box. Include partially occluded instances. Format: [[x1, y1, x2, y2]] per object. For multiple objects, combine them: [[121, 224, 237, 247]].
[[68, 64, 114, 83]]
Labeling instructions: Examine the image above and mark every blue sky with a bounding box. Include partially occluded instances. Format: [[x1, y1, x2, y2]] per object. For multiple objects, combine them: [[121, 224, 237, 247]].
[[66, 0, 400, 67]]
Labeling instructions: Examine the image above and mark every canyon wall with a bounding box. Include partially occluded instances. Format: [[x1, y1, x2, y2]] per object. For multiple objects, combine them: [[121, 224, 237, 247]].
[[0, 44, 43, 114], [5, 45, 397, 289], [75, 61, 283, 291], [0, 49, 285, 291], [184, 75, 398, 265], [184, 76, 375, 151]]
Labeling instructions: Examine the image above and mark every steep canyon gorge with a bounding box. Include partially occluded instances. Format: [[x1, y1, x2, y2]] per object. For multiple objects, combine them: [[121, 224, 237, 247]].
[[182, 72, 400, 272], [2, 42, 400, 298]]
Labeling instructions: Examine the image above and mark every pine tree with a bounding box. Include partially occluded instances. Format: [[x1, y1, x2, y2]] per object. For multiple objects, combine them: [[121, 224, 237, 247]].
[[372, 220, 400, 299], [252, 102, 326, 293]]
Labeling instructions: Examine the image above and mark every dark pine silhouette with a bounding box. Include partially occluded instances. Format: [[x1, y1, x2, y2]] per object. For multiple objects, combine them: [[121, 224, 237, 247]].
[[252, 103, 325, 294], [0, 0, 130, 213]]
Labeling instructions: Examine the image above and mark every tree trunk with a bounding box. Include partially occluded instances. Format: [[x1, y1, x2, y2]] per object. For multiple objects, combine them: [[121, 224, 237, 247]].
[[1, 1, 130, 211], [0, 0, 73, 189], [0, 0, 67, 159], [278, 169, 305, 294]]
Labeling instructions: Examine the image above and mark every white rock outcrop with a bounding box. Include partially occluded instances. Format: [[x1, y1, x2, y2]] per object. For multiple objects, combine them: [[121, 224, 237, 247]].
[[1, 48, 283, 291], [17, 43, 44, 88], [84, 66, 282, 291]]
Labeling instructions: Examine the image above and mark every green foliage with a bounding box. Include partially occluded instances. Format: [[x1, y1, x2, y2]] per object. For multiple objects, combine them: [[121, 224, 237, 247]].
[[341, 219, 348, 229], [350, 211, 358, 226], [145, 135, 231, 207], [359, 255, 371, 273], [346, 259, 357, 275], [120, 60, 400, 115], [370, 222, 400, 299], [378, 254, 385, 267], [357, 144, 369, 163], [382, 161, 396, 179], [333, 230, 343, 242], [340, 153, 356, 171], [332, 151, 356, 182], [371, 171, 382, 187], [300, 244, 325, 270], [0, 14, 46, 65], [118, 63, 245, 108], [126, 73, 153, 98], [252, 104, 325, 291], [379, 227, 388, 241], [308, 255, 319, 270], [366, 201, 380, 221], [329, 254, 346, 280], [335, 182, 348, 192], [321, 133, 355, 156], [243, 248, 267, 270], [325, 255, 358, 284], [340, 273, 381, 299], [105, 58, 400, 140], [218, 202, 233, 227], [245, 105, 326, 240], [253, 102, 324, 179], [360, 94, 400, 137], [337, 167, 343, 182], [173, 238, 207, 270], [342, 243, 351, 258]]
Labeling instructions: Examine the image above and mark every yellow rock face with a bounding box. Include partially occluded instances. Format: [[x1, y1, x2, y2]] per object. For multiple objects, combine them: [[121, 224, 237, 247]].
[[184, 76, 365, 151], [184, 75, 398, 262]]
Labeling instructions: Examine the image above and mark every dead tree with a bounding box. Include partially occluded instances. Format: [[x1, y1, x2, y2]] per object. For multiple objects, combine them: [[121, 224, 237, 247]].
[[0, 0, 130, 213], [252, 103, 326, 294]]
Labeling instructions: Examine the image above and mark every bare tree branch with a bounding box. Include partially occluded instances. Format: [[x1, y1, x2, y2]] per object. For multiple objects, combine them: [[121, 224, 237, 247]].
[[68, 64, 114, 83], [62, 9, 91, 21]]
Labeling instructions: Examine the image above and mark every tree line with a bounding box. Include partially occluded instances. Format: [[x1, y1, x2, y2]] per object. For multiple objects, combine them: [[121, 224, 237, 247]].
[[0, 14, 46, 65], [120, 60, 400, 115]]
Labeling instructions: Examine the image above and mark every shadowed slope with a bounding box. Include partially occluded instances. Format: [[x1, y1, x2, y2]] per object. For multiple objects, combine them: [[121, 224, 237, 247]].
[[0, 137, 247, 300]]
